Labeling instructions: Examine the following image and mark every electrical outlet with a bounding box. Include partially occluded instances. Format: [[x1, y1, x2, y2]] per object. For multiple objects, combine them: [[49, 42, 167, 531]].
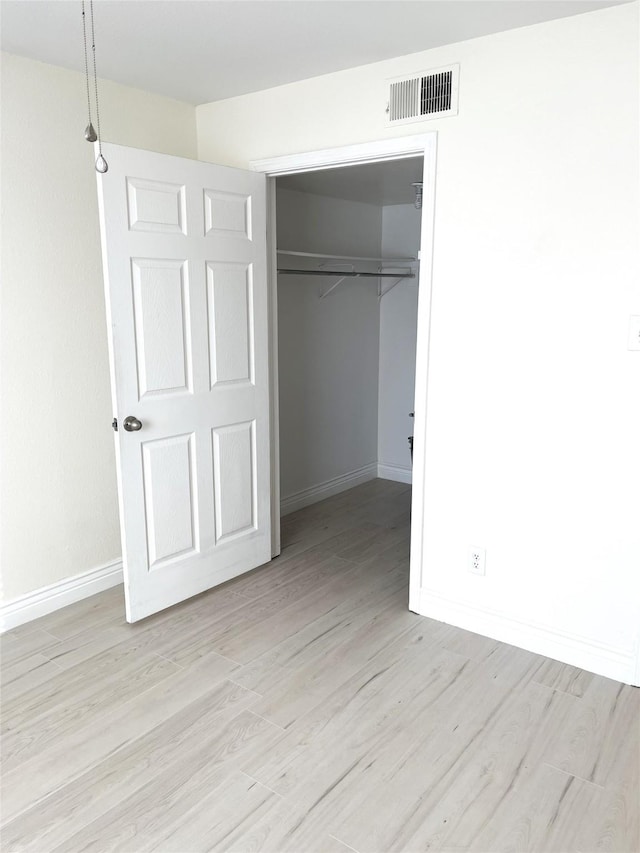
[[468, 547, 486, 576]]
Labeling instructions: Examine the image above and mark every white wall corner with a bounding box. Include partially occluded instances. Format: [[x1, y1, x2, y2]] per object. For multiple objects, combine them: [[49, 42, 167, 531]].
[[1, 560, 124, 633], [378, 463, 413, 484], [280, 463, 378, 516], [417, 587, 640, 686]]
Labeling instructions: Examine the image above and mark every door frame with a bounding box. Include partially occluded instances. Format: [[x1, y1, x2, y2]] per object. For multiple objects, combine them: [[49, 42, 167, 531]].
[[251, 133, 438, 611]]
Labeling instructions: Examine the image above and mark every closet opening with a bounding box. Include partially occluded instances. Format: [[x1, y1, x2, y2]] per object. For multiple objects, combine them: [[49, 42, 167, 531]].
[[274, 156, 424, 587]]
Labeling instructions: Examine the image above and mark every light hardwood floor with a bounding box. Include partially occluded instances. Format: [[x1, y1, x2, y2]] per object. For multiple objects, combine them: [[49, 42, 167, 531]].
[[1, 480, 638, 852]]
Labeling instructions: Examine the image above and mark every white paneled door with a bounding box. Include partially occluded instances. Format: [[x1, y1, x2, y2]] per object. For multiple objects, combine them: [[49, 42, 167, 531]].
[[96, 143, 271, 622]]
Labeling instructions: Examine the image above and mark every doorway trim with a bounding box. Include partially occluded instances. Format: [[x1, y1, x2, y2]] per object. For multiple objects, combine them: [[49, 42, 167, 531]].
[[251, 133, 437, 612]]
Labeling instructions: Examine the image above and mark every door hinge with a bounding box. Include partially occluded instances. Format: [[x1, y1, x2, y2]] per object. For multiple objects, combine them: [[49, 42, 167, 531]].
[[112, 418, 118, 431]]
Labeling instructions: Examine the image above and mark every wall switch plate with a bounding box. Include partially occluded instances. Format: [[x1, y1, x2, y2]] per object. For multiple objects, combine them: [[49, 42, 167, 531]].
[[468, 547, 486, 576], [628, 316, 640, 351]]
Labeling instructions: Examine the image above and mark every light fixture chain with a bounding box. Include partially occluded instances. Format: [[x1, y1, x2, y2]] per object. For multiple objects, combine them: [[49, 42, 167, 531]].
[[90, 1, 101, 154], [87, 0, 107, 171], [81, 1, 93, 129]]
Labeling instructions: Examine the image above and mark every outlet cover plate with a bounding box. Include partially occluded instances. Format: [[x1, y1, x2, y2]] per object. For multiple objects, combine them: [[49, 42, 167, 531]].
[[468, 547, 486, 576]]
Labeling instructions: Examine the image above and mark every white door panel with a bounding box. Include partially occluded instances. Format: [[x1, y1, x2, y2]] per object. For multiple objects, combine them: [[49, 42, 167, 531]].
[[212, 420, 257, 541], [97, 142, 271, 622], [131, 257, 192, 397], [207, 261, 255, 386]]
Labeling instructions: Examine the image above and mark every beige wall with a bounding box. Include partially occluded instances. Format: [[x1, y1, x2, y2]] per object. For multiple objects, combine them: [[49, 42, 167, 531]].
[[0, 53, 197, 601], [197, 4, 640, 681]]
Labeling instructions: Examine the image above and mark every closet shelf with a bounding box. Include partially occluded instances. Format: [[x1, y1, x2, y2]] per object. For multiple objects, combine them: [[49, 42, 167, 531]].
[[276, 249, 417, 300], [277, 267, 415, 301], [277, 249, 417, 264]]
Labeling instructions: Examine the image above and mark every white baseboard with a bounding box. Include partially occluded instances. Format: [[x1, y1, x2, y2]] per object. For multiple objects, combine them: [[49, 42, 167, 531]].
[[378, 463, 412, 485], [1, 560, 124, 633], [281, 463, 378, 516], [417, 587, 639, 686]]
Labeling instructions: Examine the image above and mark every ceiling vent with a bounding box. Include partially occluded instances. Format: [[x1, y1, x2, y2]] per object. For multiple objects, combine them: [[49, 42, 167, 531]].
[[386, 64, 459, 125]]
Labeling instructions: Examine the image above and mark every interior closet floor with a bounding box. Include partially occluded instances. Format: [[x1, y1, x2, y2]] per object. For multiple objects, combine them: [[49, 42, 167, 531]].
[[1, 479, 638, 853]]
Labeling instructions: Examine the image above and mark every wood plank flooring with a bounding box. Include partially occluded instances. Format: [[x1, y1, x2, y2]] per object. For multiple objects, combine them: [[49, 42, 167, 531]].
[[1, 479, 638, 852]]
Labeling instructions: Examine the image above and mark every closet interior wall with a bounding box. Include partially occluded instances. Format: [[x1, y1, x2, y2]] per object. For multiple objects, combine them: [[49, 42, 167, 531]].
[[277, 188, 382, 511], [378, 204, 421, 483], [276, 180, 421, 515]]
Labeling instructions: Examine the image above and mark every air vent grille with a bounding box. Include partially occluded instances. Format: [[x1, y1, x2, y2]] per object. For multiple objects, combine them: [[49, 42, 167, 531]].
[[387, 64, 459, 125]]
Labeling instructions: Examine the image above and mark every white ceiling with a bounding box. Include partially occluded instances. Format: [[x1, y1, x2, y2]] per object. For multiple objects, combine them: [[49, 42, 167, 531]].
[[278, 158, 425, 207], [0, 1, 629, 105]]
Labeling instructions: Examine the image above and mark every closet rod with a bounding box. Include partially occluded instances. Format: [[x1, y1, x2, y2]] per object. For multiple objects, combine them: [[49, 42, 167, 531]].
[[277, 269, 415, 279], [277, 250, 417, 264]]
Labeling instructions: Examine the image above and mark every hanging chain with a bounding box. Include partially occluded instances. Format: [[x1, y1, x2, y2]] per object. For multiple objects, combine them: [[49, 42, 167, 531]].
[[81, 1, 95, 140], [81, 0, 107, 172], [90, 2, 102, 155]]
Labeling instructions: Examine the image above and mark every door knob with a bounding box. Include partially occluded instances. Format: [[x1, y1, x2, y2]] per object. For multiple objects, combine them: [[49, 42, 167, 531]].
[[123, 416, 142, 432]]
